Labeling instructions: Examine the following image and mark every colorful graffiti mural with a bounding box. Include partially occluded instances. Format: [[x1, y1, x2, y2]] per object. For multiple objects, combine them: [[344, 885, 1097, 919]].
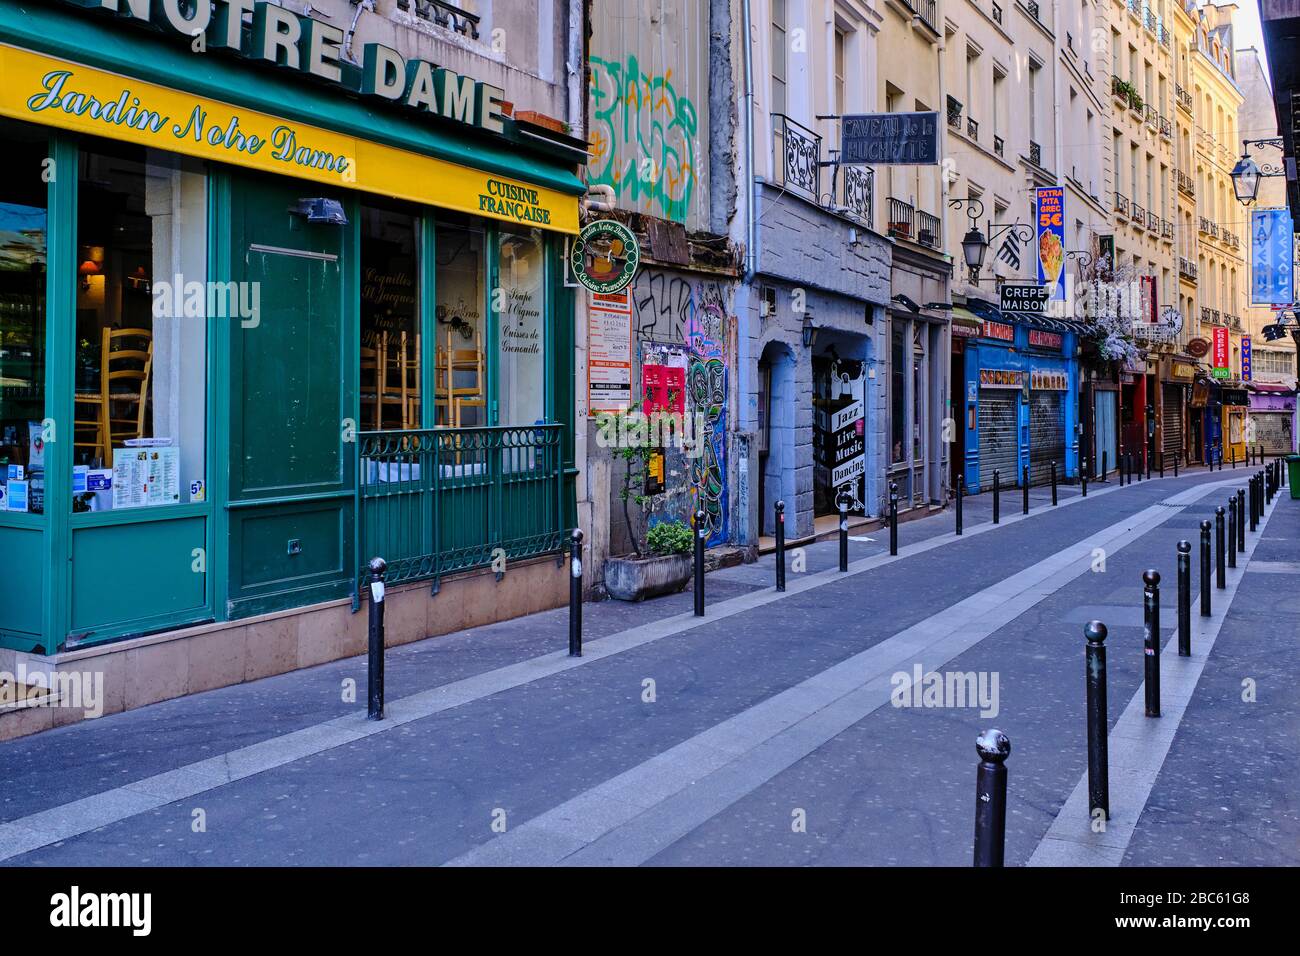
[[632, 270, 730, 545], [589, 54, 699, 225]]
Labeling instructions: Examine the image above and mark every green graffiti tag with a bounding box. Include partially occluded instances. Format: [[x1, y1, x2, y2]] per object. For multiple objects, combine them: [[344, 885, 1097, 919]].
[[588, 55, 698, 224]]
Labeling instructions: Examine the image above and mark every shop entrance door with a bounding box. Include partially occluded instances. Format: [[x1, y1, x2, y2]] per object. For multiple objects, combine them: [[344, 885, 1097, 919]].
[[226, 174, 350, 616], [1161, 383, 1183, 466], [1093, 390, 1118, 478], [977, 390, 1018, 489], [1029, 391, 1065, 485]]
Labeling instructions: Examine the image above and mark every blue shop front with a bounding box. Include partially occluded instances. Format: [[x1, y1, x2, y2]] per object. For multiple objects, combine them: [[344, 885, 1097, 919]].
[[959, 302, 1080, 491]]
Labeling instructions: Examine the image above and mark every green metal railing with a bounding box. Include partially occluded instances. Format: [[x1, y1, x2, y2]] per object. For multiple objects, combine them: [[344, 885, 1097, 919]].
[[354, 424, 566, 606]]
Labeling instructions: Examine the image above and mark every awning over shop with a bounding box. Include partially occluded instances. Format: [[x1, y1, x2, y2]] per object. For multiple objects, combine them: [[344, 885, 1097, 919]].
[[960, 298, 1087, 336], [1248, 381, 1298, 395], [950, 306, 985, 337]]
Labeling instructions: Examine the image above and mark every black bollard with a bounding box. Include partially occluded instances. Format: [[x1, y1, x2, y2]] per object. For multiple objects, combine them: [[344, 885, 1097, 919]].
[[1085, 621, 1109, 821], [993, 470, 1001, 524], [1231, 446, 1236, 469], [1137, 449, 1143, 481], [1146, 446, 1152, 480], [569, 529, 584, 657], [1101, 449, 1108, 483], [1159, 450, 1165, 478], [1051, 460, 1058, 505], [973, 729, 1010, 868], [774, 500, 786, 592], [693, 509, 706, 617], [1119, 450, 1126, 486], [367, 556, 387, 721], [1227, 499, 1237, 570], [1237, 489, 1246, 551], [1143, 569, 1161, 718], [1022, 465, 1030, 515], [1081, 457, 1088, 497], [956, 474, 965, 536], [1250, 476, 1258, 532], [1173, 453, 1179, 478], [1215, 507, 1226, 589], [1267, 465, 1275, 505], [837, 489, 850, 572], [1199, 520, 1212, 617], [1177, 541, 1191, 657], [889, 482, 899, 556]]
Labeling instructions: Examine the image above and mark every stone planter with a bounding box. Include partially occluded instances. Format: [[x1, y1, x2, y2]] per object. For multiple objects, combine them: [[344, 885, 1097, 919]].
[[603, 553, 692, 602]]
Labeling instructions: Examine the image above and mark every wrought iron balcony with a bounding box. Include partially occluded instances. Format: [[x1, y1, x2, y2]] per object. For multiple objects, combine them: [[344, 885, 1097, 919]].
[[1179, 258, 1198, 282], [772, 113, 821, 200], [395, 0, 482, 38], [993, 1, 1003, 25], [1161, 218, 1174, 239], [1177, 171, 1195, 196], [1201, 306, 1213, 324], [947, 96, 963, 129], [1027, 0, 1040, 19], [1029, 140, 1042, 166], [837, 164, 874, 226], [1142, 6, 1156, 32], [1131, 201, 1146, 224], [902, 0, 939, 32], [967, 116, 979, 139], [887, 197, 915, 241], [916, 210, 942, 249], [1160, 24, 1171, 46], [1176, 85, 1193, 113], [1198, 216, 1213, 235], [1159, 115, 1172, 138], [1127, 0, 1140, 18], [1115, 191, 1130, 216], [994, 134, 1005, 158], [1144, 105, 1159, 128], [1147, 211, 1159, 233]]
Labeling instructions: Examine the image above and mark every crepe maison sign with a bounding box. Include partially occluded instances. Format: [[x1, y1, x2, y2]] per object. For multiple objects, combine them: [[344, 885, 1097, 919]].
[[60, 0, 510, 135]]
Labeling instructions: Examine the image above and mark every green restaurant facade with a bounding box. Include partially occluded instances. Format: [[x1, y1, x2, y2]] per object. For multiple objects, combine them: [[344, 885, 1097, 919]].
[[0, 2, 582, 729]]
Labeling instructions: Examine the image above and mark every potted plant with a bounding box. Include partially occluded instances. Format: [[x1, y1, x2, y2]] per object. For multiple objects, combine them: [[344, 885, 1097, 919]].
[[601, 411, 697, 601]]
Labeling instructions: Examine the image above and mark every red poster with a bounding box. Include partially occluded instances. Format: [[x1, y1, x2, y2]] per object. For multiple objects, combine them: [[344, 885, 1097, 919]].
[[1212, 326, 1229, 371], [642, 364, 686, 414]]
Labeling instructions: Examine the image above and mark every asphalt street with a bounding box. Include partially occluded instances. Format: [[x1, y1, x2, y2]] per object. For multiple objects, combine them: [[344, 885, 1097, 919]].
[[1, 465, 1296, 866]]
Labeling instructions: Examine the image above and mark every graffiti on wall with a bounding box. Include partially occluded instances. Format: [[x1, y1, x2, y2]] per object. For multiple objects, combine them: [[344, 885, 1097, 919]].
[[589, 54, 699, 225], [632, 270, 731, 544]]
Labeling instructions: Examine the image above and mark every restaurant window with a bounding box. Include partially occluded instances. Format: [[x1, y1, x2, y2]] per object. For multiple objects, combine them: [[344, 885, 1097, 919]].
[[360, 205, 421, 430], [913, 325, 926, 463], [72, 145, 207, 512], [0, 124, 48, 515], [495, 227, 546, 425], [434, 215, 487, 427]]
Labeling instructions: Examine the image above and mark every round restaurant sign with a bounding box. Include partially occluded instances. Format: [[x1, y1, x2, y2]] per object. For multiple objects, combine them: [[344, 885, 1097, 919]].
[[569, 219, 640, 294], [1186, 337, 1210, 358]]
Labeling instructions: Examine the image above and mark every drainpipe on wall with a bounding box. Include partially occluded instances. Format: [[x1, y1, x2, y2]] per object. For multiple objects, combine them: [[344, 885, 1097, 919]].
[[566, 0, 585, 142], [936, 32, 952, 505], [741, 0, 757, 281]]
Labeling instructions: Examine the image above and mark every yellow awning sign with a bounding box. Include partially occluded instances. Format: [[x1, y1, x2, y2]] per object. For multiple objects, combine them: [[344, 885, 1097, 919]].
[[0, 44, 578, 233]]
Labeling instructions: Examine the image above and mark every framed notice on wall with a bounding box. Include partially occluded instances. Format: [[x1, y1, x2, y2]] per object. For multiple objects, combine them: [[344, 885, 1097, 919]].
[[587, 290, 633, 414]]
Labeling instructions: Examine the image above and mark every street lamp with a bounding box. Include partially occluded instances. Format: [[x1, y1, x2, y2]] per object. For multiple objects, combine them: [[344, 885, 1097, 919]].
[[801, 312, 818, 348], [1230, 138, 1285, 207], [947, 197, 1034, 286]]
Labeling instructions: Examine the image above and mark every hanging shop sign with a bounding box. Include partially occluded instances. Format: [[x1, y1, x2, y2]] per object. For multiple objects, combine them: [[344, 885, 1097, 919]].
[[1186, 336, 1210, 358], [840, 112, 939, 165], [1, 46, 577, 232], [569, 220, 640, 294], [1035, 186, 1066, 301], [1000, 282, 1048, 315], [1250, 207, 1295, 306], [58, 0, 509, 135], [1027, 329, 1062, 350], [1211, 326, 1230, 379], [981, 319, 1016, 342], [1241, 335, 1252, 381], [1169, 360, 1197, 382], [979, 368, 1025, 389], [1030, 369, 1068, 391], [587, 290, 634, 413]]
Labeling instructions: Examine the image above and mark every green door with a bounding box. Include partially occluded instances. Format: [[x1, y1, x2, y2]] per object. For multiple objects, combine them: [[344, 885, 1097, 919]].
[[225, 175, 355, 617]]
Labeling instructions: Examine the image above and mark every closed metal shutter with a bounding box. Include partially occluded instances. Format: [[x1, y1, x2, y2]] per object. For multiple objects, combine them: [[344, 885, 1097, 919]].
[[978, 390, 1018, 489], [1029, 391, 1065, 484], [1161, 384, 1183, 463]]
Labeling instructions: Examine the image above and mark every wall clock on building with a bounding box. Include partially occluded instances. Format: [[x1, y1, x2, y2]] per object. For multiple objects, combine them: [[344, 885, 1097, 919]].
[[570, 219, 640, 294]]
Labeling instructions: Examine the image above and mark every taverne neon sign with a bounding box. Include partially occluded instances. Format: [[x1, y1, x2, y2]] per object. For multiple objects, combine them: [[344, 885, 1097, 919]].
[[64, 0, 509, 135]]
